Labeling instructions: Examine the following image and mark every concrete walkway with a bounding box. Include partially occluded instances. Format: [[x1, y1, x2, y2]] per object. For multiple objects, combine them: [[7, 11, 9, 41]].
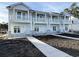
[[27, 36, 71, 57], [52, 34, 79, 40]]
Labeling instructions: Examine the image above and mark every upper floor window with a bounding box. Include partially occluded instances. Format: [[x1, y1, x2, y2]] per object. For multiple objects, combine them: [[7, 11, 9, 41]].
[[37, 14, 45, 21], [52, 16, 58, 19], [17, 12, 21, 19], [14, 26, 20, 33], [32, 14, 36, 20], [22, 13, 26, 20], [32, 13, 36, 18], [37, 14, 44, 18], [66, 16, 69, 19], [60, 16, 64, 19]]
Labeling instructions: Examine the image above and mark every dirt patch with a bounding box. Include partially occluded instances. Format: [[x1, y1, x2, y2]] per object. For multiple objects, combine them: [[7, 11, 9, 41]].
[[0, 38, 45, 57], [34, 35, 79, 57]]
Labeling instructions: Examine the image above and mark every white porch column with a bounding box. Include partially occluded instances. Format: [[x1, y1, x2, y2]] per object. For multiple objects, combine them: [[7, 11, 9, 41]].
[[48, 14, 50, 31], [64, 15, 66, 20], [50, 14, 52, 27], [51, 14, 52, 21], [8, 8, 15, 37], [45, 13, 47, 28], [28, 10, 29, 20], [29, 13, 34, 31], [13, 8, 15, 20], [36, 12, 37, 22], [63, 15, 66, 32], [28, 10, 32, 34], [58, 15, 62, 33], [8, 9, 11, 37], [21, 12, 22, 20], [48, 14, 52, 32], [45, 13, 46, 22]]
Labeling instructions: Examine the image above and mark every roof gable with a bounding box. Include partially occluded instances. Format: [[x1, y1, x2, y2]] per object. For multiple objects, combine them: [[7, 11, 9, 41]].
[[7, 2, 31, 10]]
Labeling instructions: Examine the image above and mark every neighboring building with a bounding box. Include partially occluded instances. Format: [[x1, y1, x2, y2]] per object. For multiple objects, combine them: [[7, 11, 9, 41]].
[[7, 2, 71, 38], [70, 16, 79, 32]]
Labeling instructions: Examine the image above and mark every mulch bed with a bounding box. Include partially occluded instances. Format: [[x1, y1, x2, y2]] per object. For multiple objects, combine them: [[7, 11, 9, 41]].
[[54, 46, 79, 57], [0, 38, 45, 57], [34, 35, 79, 57]]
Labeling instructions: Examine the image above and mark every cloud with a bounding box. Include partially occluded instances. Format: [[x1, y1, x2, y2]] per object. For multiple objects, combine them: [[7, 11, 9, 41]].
[[40, 3, 60, 12], [0, 12, 8, 23], [26, 2, 62, 12], [0, 6, 8, 23], [26, 2, 72, 13]]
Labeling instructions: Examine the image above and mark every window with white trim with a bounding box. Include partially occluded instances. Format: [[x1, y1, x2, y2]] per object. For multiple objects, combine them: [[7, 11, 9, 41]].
[[17, 12, 21, 19], [66, 16, 69, 19], [65, 26, 68, 31], [60, 16, 64, 19], [34, 27, 39, 32], [53, 26, 56, 31], [14, 26, 20, 33], [52, 16, 58, 20]]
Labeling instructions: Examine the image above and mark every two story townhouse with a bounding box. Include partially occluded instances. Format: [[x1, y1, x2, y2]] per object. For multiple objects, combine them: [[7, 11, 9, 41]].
[[7, 2, 71, 38]]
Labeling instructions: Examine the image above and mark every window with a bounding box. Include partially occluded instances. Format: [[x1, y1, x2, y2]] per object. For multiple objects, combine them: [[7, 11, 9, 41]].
[[65, 26, 68, 31], [37, 14, 44, 18], [17, 12, 21, 19], [37, 14, 45, 21], [52, 16, 58, 19], [72, 20, 74, 24], [60, 16, 64, 19], [23, 13, 26, 20], [14, 26, 20, 33], [34, 27, 39, 32], [66, 16, 69, 19], [53, 26, 56, 31]]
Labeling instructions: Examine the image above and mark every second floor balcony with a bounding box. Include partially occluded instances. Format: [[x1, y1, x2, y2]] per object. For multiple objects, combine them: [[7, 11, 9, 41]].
[[62, 20, 71, 24], [33, 18, 48, 24], [50, 19, 71, 24], [50, 19, 61, 24], [11, 16, 31, 23]]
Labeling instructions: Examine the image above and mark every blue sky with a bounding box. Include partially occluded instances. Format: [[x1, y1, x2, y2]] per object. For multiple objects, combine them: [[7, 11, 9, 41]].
[[0, 2, 73, 23]]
